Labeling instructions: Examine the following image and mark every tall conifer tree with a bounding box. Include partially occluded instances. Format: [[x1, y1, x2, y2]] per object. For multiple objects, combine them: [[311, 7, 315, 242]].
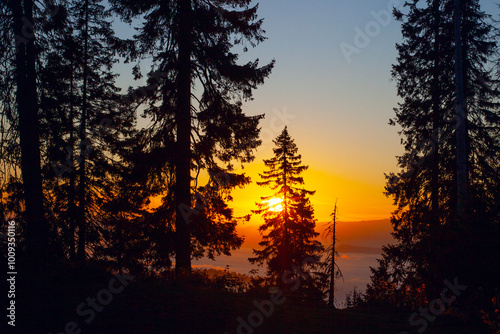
[[110, 0, 274, 271], [368, 0, 500, 307], [250, 127, 323, 288], [40, 0, 134, 261]]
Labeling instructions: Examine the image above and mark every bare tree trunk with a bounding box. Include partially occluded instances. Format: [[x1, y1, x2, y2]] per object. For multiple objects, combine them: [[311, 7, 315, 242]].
[[328, 201, 337, 308], [175, 0, 192, 272]]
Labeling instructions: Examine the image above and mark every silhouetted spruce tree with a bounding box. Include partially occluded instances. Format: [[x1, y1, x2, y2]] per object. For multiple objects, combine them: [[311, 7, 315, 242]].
[[4, 0, 49, 271], [69, 0, 125, 261], [110, 0, 274, 272], [250, 127, 323, 290], [1, 1, 74, 259], [36, 0, 136, 263], [367, 0, 500, 308], [1, 0, 66, 330], [1, 0, 136, 266]]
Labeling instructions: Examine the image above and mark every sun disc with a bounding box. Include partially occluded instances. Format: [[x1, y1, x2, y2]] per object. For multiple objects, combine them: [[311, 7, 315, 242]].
[[268, 197, 283, 212]]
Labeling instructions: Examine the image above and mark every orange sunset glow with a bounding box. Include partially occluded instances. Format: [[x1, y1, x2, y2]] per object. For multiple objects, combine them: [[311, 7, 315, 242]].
[[230, 161, 395, 228]]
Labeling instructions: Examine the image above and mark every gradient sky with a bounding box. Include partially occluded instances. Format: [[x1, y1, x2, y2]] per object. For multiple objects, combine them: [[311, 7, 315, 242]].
[[229, 0, 499, 224], [232, 0, 404, 223], [114, 0, 499, 224]]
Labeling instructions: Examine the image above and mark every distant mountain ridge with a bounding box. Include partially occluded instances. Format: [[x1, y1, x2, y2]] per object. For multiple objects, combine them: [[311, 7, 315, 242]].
[[336, 244, 382, 254], [321, 218, 394, 248]]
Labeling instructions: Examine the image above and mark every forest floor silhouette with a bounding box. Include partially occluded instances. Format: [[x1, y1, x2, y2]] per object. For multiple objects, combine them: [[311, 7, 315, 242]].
[[29, 265, 491, 334]]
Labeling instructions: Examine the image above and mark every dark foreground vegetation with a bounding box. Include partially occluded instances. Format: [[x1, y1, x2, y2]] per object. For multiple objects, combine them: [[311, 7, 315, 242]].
[[11, 264, 494, 334]]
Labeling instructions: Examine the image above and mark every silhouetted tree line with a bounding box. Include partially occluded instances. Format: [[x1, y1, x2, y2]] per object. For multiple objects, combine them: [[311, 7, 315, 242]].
[[365, 0, 500, 325], [1, 0, 274, 330], [1, 0, 275, 271]]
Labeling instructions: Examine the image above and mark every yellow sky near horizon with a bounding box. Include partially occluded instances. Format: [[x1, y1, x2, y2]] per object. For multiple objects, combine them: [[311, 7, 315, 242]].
[[230, 160, 395, 227], [148, 158, 395, 230]]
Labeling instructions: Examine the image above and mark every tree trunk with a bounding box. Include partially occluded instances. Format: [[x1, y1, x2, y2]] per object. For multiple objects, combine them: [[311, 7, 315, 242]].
[[11, 0, 49, 330], [77, 0, 90, 261], [329, 202, 337, 308], [427, 0, 443, 300], [175, 0, 192, 272], [11, 0, 48, 272], [283, 147, 289, 275], [454, 0, 468, 224], [68, 56, 77, 260], [430, 0, 440, 230]]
